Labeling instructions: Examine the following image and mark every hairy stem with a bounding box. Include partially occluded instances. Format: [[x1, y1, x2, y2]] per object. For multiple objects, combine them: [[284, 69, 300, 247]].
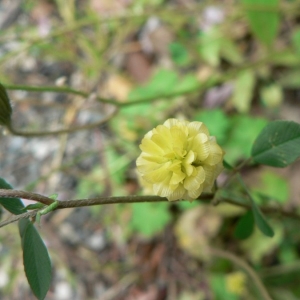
[[0, 189, 300, 228]]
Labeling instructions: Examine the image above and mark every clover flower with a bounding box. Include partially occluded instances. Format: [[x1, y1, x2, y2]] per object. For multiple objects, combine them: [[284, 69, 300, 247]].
[[225, 271, 247, 296], [136, 119, 224, 201]]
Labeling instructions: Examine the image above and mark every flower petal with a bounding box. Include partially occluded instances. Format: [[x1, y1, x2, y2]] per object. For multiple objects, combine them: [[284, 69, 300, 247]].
[[140, 138, 164, 155], [187, 184, 203, 199], [188, 121, 209, 137], [184, 166, 205, 191], [204, 141, 224, 165], [143, 162, 171, 183], [167, 185, 186, 201], [191, 134, 210, 162]]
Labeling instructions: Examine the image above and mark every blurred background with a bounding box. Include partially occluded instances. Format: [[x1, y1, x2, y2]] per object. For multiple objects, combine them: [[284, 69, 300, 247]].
[[1, 0, 300, 299]]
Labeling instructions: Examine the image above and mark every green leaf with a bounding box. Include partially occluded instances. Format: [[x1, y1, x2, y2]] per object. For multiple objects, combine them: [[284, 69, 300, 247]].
[[253, 170, 289, 204], [130, 202, 171, 237], [173, 74, 199, 93], [242, 0, 279, 47], [234, 210, 254, 240], [223, 160, 234, 170], [0, 177, 25, 215], [194, 109, 230, 145], [251, 120, 300, 167], [231, 70, 255, 113], [224, 115, 267, 165], [237, 175, 274, 237], [0, 83, 12, 126], [198, 28, 221, 67], [19, 219, 52, 300], [250, 200, 274, 237], [220, 38, 243, 64], [128, 69, 178, 101], [169, 42, 190, 66]]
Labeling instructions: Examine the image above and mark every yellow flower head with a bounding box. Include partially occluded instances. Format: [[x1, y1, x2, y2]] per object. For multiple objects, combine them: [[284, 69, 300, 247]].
[[225, 271, 247, 296], [136, 119, 224, 201]]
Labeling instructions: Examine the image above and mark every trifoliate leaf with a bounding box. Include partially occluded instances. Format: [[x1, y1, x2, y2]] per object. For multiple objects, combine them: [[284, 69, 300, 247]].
[[252, 120, 300, 167]]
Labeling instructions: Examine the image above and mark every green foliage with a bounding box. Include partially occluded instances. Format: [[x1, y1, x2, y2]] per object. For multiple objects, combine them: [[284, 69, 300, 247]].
[[198, 28, 221, 67], [277, 69, 300, 88], [18, 219, 52, 300], [238, 175, 274, 237], [242, 0, 280, 47], [177, 200, 199, 210], [292, 28, 300, 54], [260, 84, 283, 108], [128, 69, 199, 102], [220, 38, 243, 65], [173, 74, 199, 93], [77, 148, 131, 198], [128, 69, 178, 101], [231, 70, 255, 113], [252, 120, 300, 167], [279, 244, 298, 264], [3, 1, 300, 298], [209, 274, 239, 300], [253, 170, 289, 204], [250, 197, 274, 237], [223, 160, 234, 170], [76, 167, 104, 198], [129, 202, 171, 237], [234, 210, 255, 240], [169, 42, 190, 66], [0, 179, 52, 299], [194, 109, 230, 145], [0, 83, 12, 126], [224, 115, 268, 164], [241, 221, 283, 263], [0, 177, 25, 215], [105, 146, 130, 186], [112, 69, 199, 143], [198, 27, 243, 67]]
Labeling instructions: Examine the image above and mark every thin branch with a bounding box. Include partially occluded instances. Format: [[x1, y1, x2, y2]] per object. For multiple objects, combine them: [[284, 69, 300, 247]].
[[5, 48, 294, 109], [0, 210, 40, 228], [0, 189, 300, 229], [210, 247, 273, 300], [6, 107, 118, 137], [0, 189, 54, 205], [4, 84, 119, 106]]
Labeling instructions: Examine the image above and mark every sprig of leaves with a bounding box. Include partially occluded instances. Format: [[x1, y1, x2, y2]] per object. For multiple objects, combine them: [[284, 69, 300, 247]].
[[0, 178, 52, 299]]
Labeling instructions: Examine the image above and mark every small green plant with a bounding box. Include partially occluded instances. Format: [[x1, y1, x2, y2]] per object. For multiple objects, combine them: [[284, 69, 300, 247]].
[[1, 1, 300, 299]]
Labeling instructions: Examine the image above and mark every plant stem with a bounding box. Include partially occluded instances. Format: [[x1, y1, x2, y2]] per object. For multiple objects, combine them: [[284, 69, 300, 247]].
[[4, 84, 119, 106], [5, 107, 117, 137], [0, 189, 300, 228], [210, 247, 273, 300]]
